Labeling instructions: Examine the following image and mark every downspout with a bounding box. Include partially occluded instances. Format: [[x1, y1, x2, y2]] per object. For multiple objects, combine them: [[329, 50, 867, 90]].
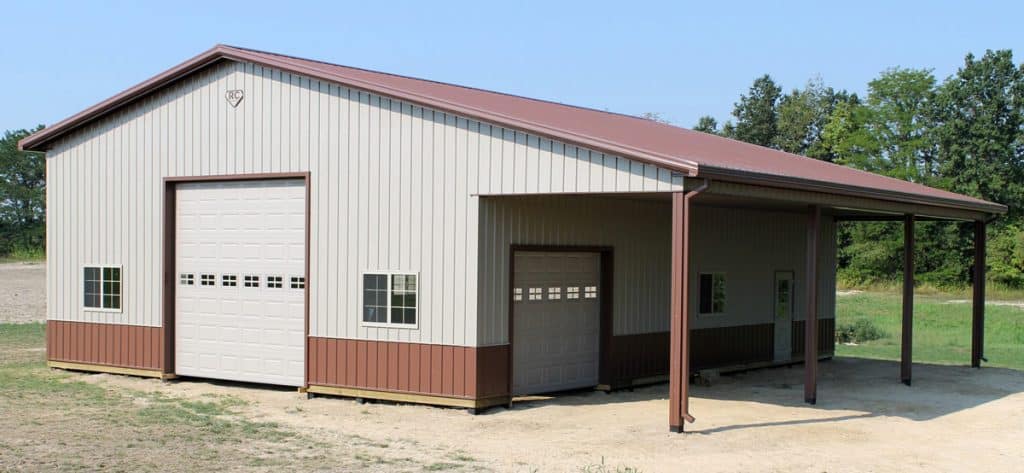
[[679, 178, 710, 426]]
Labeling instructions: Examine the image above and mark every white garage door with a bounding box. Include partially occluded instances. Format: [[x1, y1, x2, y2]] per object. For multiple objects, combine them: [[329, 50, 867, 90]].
[[175, 179, 306, 386], [512, 251, 601, 395]]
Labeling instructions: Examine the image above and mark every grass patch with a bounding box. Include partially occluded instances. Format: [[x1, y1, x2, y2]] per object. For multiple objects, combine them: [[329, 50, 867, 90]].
[[836, 291, 1024, 369], [580, 458, 643, 473], [0, 247, 45, 263], [0, 322, 373, 471]]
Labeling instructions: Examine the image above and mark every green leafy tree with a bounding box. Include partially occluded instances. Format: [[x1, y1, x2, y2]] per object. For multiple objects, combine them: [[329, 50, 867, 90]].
[[726, 74, 782, 147], [0, 127, 46, 256], [934, 50, 1024, 220], [775, 77, 858, 161], [822, 68, 939, 182], [693, 115, 719, 134]]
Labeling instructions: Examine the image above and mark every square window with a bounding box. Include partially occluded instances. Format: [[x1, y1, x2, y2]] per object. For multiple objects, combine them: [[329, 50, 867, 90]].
[[528, 287, 543, 301], [244, 275, 260, 287], [290, 276, 305, 289], [267, 276, 283, 288], [222, 274, 237, 287], [362, 273, 417, 327], [180, 273, 194, 285], [548, 287, 561, 300], [200, 274, 216, 286], [584, 286, 598, 299], [513, 287, 523, 302], [84, 266, 122, 310], [567, 286, 580, 299]]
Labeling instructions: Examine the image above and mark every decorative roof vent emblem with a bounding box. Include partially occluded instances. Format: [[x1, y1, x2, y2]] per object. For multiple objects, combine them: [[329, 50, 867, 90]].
[[226, 90, 244, 108]]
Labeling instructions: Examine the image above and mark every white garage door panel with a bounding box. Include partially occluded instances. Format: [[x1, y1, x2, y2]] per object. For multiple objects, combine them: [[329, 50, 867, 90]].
[[176, 179, 306, 387], [513, 251, 601, 395]]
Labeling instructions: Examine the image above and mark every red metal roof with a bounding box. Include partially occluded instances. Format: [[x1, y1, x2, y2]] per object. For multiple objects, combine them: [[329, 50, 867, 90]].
[[20, 45, 1005, 215]]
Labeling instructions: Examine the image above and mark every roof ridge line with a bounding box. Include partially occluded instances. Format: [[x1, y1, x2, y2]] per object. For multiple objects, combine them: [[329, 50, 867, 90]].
[[221, 45, 683, 128]]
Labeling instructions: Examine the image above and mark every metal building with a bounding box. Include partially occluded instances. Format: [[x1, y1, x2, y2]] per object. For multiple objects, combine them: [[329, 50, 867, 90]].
[[21, 45, 1005, 431]]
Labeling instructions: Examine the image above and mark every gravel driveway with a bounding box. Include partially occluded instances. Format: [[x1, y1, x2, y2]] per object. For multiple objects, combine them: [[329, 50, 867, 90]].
[[0, 262, 45, 323]]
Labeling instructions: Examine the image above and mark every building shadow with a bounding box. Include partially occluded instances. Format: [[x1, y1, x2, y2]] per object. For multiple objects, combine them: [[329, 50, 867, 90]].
[[504, 357, 1024, 425]]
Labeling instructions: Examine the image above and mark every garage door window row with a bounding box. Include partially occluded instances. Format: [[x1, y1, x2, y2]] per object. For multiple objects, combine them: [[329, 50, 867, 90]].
[[513, 285, 598, 302], [179, 273, 305, 290]]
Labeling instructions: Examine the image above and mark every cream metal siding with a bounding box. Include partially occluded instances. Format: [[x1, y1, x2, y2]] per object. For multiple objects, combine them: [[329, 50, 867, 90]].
[[45, 60, 680, 347], [688, 206, 836, 330], [478, 195, 673, 346], [477, 197, 837, 346]]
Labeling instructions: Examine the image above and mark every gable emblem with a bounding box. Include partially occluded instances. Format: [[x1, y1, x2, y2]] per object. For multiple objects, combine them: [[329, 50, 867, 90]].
[[226, 90, 244, 108]]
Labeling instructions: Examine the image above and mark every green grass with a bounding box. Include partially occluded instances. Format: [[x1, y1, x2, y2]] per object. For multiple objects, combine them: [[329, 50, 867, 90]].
[[0, 247, 45, 263], [836, 291, 1024, 369], [0, 322, 338, 471]]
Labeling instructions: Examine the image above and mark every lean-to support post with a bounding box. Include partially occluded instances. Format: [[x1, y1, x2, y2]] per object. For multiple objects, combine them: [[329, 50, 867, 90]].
[[804, 205, 820, 405], [972, 220, 986, 368], [901, 215, 915, 386], [669, 179, 708, 433]]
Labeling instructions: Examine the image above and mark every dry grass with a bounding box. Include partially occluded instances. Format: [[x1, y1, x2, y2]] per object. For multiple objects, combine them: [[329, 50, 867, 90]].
[[0, 323, 481, 472]]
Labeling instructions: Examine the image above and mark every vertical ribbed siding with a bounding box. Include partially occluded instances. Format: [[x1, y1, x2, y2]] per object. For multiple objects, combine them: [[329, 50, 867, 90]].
[[689, 206, 836, 330], [46, 60, 681, 348], [477, 195, 673, 346], [477, 200, 838, 346]]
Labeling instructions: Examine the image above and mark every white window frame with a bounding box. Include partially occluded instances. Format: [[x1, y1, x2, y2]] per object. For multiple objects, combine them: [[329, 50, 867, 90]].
[[82, 264, 123, 313], [360, 270, 419, 329], [697, 271, 727, 317]]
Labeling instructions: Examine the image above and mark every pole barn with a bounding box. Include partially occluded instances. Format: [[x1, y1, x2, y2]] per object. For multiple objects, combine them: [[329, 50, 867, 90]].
[[21, 45, 1006, 431]]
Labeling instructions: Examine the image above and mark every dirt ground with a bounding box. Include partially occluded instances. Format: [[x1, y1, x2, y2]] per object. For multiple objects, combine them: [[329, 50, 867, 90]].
[[83, 358, 1024, 472], [0, 262, 45, 323], [4, 263, 1024, 471]]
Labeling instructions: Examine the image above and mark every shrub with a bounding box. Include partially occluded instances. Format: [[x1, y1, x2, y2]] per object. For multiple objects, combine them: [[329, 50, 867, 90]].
[[836, 318, 885, 344]]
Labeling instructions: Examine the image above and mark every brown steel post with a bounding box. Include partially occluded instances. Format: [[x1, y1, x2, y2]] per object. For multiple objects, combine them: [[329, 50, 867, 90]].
[[972, 220, 986, 368], [901, 215, 914, 385], [804, 205, 820, 404], [669, 192, 685, 432], [669, 180, 707, 433]]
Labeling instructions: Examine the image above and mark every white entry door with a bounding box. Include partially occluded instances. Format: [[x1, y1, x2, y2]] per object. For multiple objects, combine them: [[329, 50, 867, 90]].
[[175, 179, 306, 386], [512, 251, 601, 395], [773, 270, 795, 362]]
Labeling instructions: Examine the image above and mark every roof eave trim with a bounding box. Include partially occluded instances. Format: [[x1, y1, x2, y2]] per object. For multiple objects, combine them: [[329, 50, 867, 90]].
[[698, 165, 1008, 217], [18, 45, 232, 152]]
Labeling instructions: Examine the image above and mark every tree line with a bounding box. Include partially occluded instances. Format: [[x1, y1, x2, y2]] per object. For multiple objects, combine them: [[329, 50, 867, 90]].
[[685, 49, 1024, 288], [0, 126, 45, 258]]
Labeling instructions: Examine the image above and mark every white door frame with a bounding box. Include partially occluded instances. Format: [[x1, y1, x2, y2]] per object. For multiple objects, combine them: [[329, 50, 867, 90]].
[[773, 270, 795, 362]]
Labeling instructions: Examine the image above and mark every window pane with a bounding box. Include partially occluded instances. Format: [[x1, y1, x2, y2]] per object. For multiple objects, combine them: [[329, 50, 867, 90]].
[[85, 293, 100, 308], [699, 274, 713, 314], [85, 267, 100, 282], [713, 274, 726, 313], [109, 295, 121, 310]]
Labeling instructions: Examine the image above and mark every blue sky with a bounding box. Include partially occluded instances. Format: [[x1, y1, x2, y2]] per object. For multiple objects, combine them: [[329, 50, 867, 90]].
[[2, 1, 1022, 133]]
